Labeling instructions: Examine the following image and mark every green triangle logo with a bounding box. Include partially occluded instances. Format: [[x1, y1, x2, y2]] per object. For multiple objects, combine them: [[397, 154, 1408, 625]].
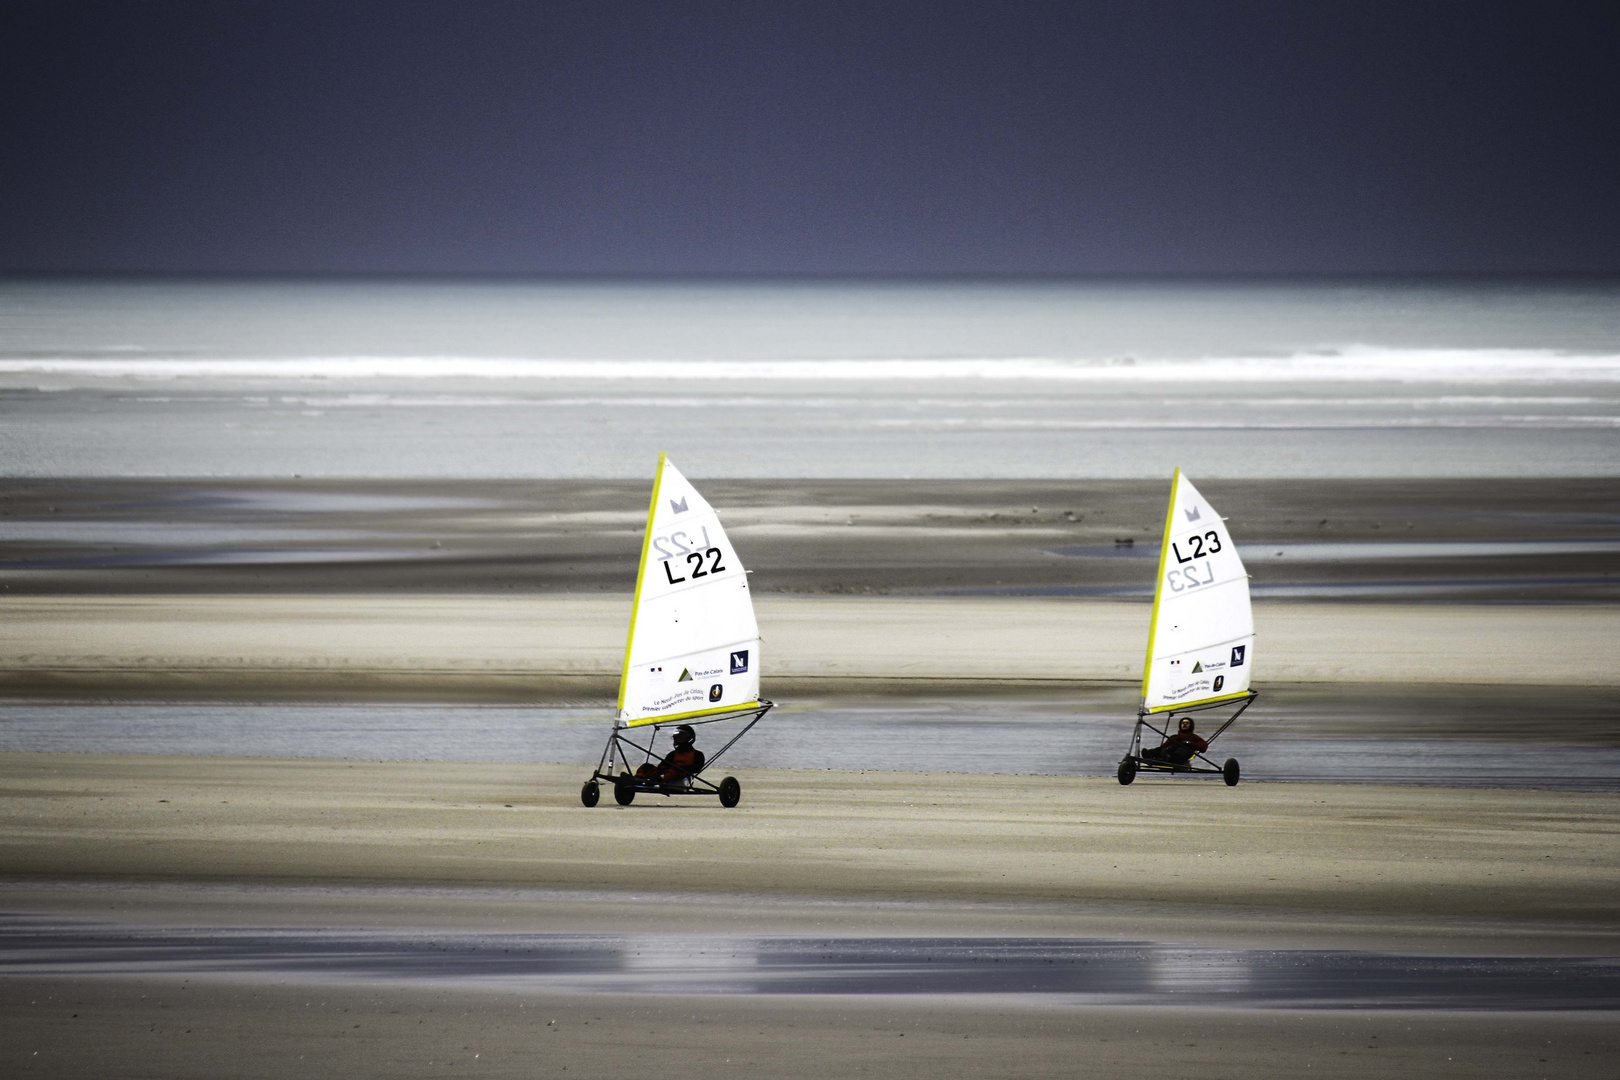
[[1192, 662, 1202, 673], [678, 668, 692, 682]]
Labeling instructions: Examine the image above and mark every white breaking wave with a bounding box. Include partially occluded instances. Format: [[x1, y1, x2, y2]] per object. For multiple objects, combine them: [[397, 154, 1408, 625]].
[[873, 416, 1620, 429], [3, 345, 1620, 382]]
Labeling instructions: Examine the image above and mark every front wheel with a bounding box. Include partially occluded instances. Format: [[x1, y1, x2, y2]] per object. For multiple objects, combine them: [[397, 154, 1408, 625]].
[[1223, 758, 1241, 786], [718, 776, 741, 808], [1117, 757, 1136, 786], [580, 780, 600, 807], [614, 775, 637, 805]]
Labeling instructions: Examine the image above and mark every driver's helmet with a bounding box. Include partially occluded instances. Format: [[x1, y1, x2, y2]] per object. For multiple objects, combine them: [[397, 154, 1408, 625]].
[[673, 725, 696, 747]]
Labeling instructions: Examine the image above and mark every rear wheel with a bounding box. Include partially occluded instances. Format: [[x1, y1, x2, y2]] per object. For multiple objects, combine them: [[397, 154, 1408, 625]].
[[1223, 758, 1240, 786], [580, 780, 600, 807], [614, 775, 637, 805], [718, 776, 741, 808], [1117, 758, 1136, 786]]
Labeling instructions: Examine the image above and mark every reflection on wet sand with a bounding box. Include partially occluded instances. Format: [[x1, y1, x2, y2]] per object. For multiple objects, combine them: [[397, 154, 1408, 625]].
[[4, 917, 1617, 1009], [3, 696, 1619, 786]]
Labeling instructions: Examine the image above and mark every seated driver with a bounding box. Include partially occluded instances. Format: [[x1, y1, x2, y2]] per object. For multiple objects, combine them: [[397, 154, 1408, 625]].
[[1142, 716, 1208, 764], [635, 725, 705, 784]]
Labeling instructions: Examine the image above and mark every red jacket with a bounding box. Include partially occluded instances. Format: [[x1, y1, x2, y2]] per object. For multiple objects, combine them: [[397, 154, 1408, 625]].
[[1163, 731, 1209, 754], [657, 746, 702, 778]]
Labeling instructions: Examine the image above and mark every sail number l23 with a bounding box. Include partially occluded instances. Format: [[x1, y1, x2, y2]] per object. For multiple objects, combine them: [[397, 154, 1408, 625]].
[[1171, 530, 1223, 563], [1166, 560, 1215, 592]]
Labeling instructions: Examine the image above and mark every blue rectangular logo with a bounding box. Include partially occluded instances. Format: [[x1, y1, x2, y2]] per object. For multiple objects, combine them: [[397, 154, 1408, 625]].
[[1230, 645, 1246, 668], [730, 650, 749, 674]]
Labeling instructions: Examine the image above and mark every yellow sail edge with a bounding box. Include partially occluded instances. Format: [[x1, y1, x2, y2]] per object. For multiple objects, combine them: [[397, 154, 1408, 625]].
[[1138, 466, 1180, 702], [616, 451, 667, 713], [621, 701, 763, 729]]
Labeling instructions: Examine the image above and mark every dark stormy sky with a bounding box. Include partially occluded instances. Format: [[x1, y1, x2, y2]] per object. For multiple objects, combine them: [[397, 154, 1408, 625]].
[[2, 1, 1617, 275]]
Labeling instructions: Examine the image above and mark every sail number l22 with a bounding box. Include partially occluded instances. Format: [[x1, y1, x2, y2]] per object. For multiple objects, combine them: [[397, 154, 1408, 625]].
[[651, 527, 728, 584], [663, 547, 726, 584]]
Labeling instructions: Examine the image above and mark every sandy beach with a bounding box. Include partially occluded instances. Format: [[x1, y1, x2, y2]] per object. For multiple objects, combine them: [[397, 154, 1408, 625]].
[[4, 475, 1615, 700], [4, 978, 1616, 1080], [3, 753, 1618, 1077], [3, 755, 1616, 948], [2, 594, 1617, 700], [4, 475, 1618, 1076]]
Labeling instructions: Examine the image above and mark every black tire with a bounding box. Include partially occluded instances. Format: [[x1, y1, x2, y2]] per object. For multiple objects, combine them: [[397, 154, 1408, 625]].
[[1223, 758, 1240, 787], [613, 775, 636, 805], [718, 776, 741, 808], [1117, 758, 1136, 786], [580, 780, 600, 808]]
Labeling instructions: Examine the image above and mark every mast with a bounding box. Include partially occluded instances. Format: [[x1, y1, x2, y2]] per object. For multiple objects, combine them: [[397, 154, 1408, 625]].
[[1138, 467, 1181, 713], [616, 451, 667, 717]]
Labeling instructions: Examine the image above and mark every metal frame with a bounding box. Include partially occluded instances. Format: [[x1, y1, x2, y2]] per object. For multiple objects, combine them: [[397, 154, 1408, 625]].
[[1123, 691, 1256, 777], [589, 700, 774, 798]]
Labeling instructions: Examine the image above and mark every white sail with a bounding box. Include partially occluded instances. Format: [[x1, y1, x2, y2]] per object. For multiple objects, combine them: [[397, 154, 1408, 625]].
[[1140, 468, 1254, 713], [617, 453, 761, 728]]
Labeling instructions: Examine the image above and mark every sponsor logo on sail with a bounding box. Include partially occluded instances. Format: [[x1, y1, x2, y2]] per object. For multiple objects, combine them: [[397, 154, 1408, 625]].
[[1184, 505, 1201, 522], [1192, 661, 1203, 673], [1162, 680, 1211, 702], [730, 650, 749, 674], [678, 668, 692, 682], [1231, 645, 1246, 667], [709, 683, 723, 702], [1213, 675, 1225, 692], [669, 496, 689, 514]]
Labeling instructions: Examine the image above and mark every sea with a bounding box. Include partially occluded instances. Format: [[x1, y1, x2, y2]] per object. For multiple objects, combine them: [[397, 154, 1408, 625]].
[[2, 276, 1618, 478]]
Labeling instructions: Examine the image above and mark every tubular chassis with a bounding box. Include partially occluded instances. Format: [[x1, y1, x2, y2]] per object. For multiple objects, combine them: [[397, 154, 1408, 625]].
[[582, 700, 774, 808], [1118, 691, 1256, 786]]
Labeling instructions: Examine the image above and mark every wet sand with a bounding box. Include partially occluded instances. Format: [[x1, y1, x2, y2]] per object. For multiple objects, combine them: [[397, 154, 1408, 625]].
[[2, 755, 1615, 949], [3, 685, 1616, 1074], [4, 477, 1618, 600], [11, 916, 1620, 1006], [5, 977, 1615, 1080], [8, 692, 1620, 779], [3, 754, 1618, 1076]]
